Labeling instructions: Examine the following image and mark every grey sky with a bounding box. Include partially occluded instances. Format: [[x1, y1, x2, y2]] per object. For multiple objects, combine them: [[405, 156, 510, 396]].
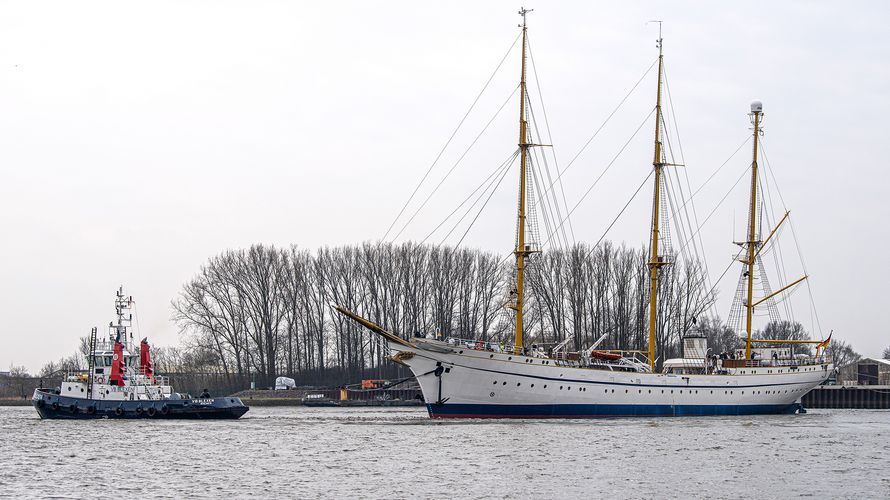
[[1, 1, 888, 372]]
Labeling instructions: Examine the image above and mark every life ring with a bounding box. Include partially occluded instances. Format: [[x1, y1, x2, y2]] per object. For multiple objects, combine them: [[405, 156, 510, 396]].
[[160, 405, 170, 415], [114, 407, 124, 417], [135, 407, 144, 415], [96, 376, 106, 384], [147, 407, 157, 417], [86, 405, 96, 414], [51, 402, 59, 411]]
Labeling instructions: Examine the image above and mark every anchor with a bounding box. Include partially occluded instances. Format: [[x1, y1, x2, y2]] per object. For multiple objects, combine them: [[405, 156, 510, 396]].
[[432, 362, 450, 406]]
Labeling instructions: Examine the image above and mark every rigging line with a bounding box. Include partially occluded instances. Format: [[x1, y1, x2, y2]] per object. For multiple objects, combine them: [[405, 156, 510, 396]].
[[529, 153, 562, 251], [663, 63, 710, 274], [659, 117, 716, 314], [420, 149, 520, 245], [757, 149, 794, 321], [541, 107, 657, 249], [527, 97, 570, 250], [527, 33, 576, 243], [676, 163, 752, 258], [526, 95, 568, 249], [453, 157, 516, 250], [758, 140, 798, 323], [759, 141, 796, 321], [677, 136, 750, 214], [761, 140, 823, 337], [392, 85, 520, 242], [381, 32, 523, 241], [705, 247, 748, 319], [541, 58, 659, 201], [584, 169, 654, 259]]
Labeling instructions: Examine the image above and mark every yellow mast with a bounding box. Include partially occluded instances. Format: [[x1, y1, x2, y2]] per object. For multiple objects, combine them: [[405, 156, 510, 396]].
[[744, 102, 763, 359], [513, 7, 532, 355], [647, 27, 666, 371]]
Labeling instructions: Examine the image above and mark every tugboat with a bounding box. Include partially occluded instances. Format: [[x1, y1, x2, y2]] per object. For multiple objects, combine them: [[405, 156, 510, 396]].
[[32, 287, 249, 419]]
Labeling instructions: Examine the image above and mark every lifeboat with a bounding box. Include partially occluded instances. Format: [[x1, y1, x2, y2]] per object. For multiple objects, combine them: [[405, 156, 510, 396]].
[[590, 350, 623, 361]]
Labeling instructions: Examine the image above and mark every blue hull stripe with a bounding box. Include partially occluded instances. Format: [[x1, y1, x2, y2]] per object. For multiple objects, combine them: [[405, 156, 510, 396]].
[[427, 403, 801, 418]]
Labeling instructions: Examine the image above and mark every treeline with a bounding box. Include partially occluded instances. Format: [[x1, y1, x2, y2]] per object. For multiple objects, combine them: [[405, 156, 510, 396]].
[[170, 241, 719, 386], [28, 241, 867, 390]]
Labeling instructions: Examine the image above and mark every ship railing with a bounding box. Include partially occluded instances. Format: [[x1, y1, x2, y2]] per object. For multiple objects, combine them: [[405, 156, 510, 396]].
[[127, 370, 169, 387], [721, 355, 831, 369], [442, 337, 520, 354], [64, 371, 90, 383]]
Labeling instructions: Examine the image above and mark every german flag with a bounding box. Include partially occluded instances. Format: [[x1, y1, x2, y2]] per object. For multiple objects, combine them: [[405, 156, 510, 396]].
[[816, 331, 832, 351]]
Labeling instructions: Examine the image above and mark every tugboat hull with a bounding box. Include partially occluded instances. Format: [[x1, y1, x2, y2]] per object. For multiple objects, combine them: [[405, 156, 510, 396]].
[[32, 389, 249, 420]]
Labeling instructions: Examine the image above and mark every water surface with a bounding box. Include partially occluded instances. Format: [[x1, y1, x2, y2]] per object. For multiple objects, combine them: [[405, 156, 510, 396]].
[[1, 406, 887, 499]]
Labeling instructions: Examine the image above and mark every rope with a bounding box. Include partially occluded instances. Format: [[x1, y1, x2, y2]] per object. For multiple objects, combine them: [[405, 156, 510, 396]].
[[584, 169, 654, 258], [420, 149, 519, 245], [527, 33, 575, 244], [382, 32, 522, 241], [392, 86, 520, 241], [541, 107, 656, 249]]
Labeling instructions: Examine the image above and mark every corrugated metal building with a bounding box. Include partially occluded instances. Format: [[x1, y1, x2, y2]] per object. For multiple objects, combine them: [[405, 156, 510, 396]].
[[837, 358, 890, 385]]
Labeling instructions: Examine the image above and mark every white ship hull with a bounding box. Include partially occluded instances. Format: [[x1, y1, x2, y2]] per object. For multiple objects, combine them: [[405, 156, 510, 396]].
[[393, 341, 832, 418]]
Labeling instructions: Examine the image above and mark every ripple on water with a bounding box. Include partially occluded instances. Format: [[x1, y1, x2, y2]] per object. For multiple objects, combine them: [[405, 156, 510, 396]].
[[1, 407, 889, 498]]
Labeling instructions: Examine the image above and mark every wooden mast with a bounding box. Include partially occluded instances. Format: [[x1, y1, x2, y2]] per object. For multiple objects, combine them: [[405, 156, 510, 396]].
[[513, 7, 532, 355], [744, 102, 763, 359], [647, 26, 666, 371]]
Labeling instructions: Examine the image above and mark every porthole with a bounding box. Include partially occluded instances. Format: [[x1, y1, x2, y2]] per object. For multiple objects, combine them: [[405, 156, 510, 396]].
[[459, 350, 464, 354], [544, 385, 548, 389], [517, 383, 521, 387], [605, 389, 608, 393], [612, 389, 615, 393], [508, 357, 513, 361], [502, 382, 507, 385], [638, 390, 641, 394], [559, 386, 563, 390], [625, 389, 628, 393], [67, 387, 71, 391], [531, 384, 535, 388], [670, 390, 673, 394], [648, 389, 651, 393], [489, 354, 494, 358], [493, 381, 498, 385]]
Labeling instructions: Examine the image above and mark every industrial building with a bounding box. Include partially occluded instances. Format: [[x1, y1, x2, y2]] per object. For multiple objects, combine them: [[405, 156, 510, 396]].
[[837, 357, 890, 386]]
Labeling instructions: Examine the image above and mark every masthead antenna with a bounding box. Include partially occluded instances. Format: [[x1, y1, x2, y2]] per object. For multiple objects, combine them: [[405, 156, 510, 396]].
[[647, 20, 663, 49], [519, 7, 533, 28]]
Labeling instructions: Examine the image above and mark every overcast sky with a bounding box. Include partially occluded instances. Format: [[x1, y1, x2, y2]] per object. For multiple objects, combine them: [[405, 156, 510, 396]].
[[1, 1, 888, 372]]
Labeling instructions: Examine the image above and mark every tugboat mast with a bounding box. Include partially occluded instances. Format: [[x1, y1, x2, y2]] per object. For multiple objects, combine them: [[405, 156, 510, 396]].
[[647, 23, 667, 371], [512, 7, 533, 355]]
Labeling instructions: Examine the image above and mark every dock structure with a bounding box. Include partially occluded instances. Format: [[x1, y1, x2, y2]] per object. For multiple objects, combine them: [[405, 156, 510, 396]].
[[803, 385, 890, 409]]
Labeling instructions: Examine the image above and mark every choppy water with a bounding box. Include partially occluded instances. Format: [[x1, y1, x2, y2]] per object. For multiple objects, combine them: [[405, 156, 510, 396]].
[[1, 406, 888, 499]]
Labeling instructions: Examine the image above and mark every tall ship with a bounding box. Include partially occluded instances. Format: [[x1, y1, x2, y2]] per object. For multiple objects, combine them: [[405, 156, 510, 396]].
[[32, 287, 249, 419], [336, 10, 833, 418]]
